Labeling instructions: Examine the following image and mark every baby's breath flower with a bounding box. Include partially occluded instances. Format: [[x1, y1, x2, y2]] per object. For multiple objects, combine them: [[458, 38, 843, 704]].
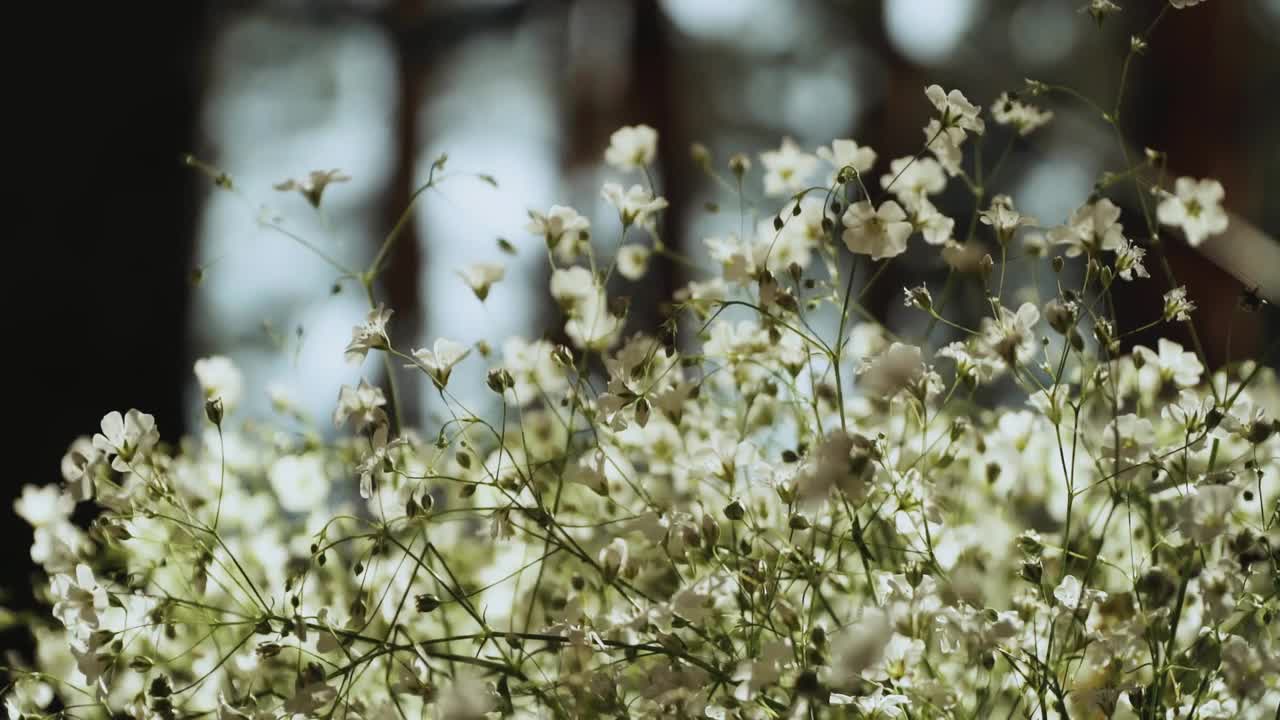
[[979, 194, 1037, 244], [194, 355, 243, 412], [92, 409, 159, 472], [457, 262, 505, 302], [273, 169, 350, 208], [616, 244, 651, 280], [1156, 177, 1229, 247], [601, 183, 668, 228], [1163, 285, 1196, 321], [1112, 238, 1149, 281], [760, 137, 818, 197], [979, 302, 1040, 366], [903, 284, 932, 311], [333, 379, 387, 429], [816, 139, 877, 183], [527, 205, 591, 262], [990, 92, 1053, 136], [841, 200, 913, 260], [408, 338, 471, 389], [604, 124, 658, 171], [925, 85, 985, 136], [344, 304, 393, 365], [881, 156, 946, 203]]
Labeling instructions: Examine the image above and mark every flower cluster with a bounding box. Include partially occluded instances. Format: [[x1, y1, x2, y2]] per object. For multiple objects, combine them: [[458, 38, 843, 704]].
[[9, 4, 1277, 719]]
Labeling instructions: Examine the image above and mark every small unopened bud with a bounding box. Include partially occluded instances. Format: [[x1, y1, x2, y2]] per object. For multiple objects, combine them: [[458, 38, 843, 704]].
[[129, 655, 154, 672], [788, 262, 802, 284], [1045, 299, 1075, 334], [773, 216, 784, 231], [980, 253, 995, 277], [487, 368, 513, 394], [552, 344, 575, 367], [690, 142, 711, 170], [788, 514, 810, 530], [634, 397, 651, 428], [415, 594, 441, 613], [256, 642, 283, 659], [205, 396, 224, 426], [725, 499, 745, 521], [1020, 560, 1043, 584], [1052, 256, 1065, 273], [728, 153, 751, 178]]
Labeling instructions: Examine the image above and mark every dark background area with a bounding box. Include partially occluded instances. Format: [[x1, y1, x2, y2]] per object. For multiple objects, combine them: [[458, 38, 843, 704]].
[[11, 0, 1279, 662]]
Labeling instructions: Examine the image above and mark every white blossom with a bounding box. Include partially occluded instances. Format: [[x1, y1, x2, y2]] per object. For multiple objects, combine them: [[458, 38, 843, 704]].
[[842, 200, 913, 260], [604, 124, 658, 171], [1156, 177, 1228, 247]]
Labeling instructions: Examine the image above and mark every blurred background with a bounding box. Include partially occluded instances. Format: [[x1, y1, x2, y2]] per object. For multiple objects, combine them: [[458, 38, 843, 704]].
[[13, 0, 1280, 655]]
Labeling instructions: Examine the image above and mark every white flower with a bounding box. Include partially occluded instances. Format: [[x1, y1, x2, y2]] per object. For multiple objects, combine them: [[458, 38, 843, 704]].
[[616, 244, 651, 280], [816, 138, 877, 181], [1048, 198, 1126, 257], [500, 337, 567, 406], [926, 84, 985, 135], [881, 156, 946, 203], [860, 342, 926, 398], [991, 92, 1053, 135], [1053, 574, 1082, 609], [409, 338, 471, 389], [344, 304, 393, 365], [842, 200, 913, 260], [907, 196, 954, 246], [355, 425, 405, 500], [565, 290, 622, 351], [598, 538, 630, 579], [601, 183, 668, 228], [923, 118, 964, 176], [333, 379, 388, 429], [979, 302, 1040, 366], [760, 137, 818, 197], [604, 124, 658, 171], [15, 484, 74, 528], [1156, 177, 1228, 247], [1112, 238, 1149, 281], [1163, 286, 1196, 322], [194, 355, 244, 412], [550, 266, 597, 307], [273, 169, 350, 208], [979, 194, 1038, 241], [269, 453, 329, 514], [1179, 485, 1238, 544], [853, 691, 910, 718], [50, 564, 109, 633], [92, 409, 159, 472], [1134, 338, 1203, 391], [1101, 413, 1157, 460], [457, 262, 505, 302], [527, 205, 591, 262]]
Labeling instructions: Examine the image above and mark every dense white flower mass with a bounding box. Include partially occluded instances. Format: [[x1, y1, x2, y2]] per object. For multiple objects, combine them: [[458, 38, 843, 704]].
[[13, 9, 1277, 718]]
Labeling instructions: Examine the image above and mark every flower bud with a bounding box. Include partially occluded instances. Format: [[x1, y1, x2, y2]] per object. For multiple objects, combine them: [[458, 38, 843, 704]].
[[1045, 299, 1075, 334], [205, 396, 224, 426], [415, 593, 441, 613], [724, 499, 745, 521]]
